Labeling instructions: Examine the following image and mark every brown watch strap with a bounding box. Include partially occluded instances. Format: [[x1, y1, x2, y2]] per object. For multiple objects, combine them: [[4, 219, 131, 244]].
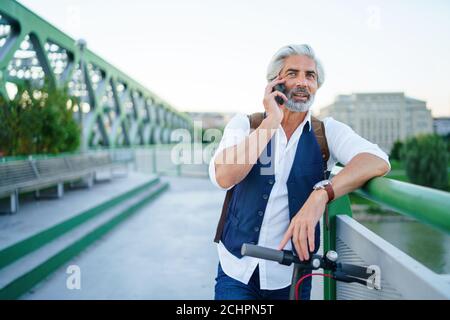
[[324, 183, 335, 204]]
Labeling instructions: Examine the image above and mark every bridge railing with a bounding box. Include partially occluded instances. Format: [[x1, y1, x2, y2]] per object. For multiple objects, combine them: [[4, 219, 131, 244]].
[[322, 167, 450, 300]]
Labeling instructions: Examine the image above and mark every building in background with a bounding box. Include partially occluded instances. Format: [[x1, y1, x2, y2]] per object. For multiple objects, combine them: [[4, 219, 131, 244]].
[[185, 112, 235, 130], [318, 92, 433, 153], [433, 117, 450, 137]]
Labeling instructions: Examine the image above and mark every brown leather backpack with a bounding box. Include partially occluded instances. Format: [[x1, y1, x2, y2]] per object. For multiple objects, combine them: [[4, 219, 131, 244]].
[[213, 112, 330, 243]]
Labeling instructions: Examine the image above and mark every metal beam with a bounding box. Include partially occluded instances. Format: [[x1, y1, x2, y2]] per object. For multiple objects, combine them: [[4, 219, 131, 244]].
[[0, 0, 193, 149]]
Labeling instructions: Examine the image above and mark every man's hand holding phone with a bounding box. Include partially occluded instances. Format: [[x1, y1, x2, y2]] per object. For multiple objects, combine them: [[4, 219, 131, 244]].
[[263, 76, 288, 128]]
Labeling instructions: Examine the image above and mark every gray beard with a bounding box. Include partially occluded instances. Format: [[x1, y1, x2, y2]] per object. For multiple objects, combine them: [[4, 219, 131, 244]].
[[285, 94, 315, 112]]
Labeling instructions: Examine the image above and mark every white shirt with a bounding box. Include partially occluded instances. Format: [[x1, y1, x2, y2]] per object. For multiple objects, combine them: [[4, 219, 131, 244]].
[[209, 110, 390, 290]]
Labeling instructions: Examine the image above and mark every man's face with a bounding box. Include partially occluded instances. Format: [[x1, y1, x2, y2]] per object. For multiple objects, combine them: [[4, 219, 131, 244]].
[[279, 55, 319, 112]]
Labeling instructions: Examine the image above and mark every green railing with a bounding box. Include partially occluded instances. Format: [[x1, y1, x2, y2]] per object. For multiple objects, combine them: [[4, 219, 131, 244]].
[[0, 0, 194, 150], [323, 167, 450, 300]]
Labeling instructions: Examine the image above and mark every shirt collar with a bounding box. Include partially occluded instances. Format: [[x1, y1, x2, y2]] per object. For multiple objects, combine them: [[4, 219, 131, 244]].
[[276, 110, 313, 149], [276, 110, 312, 131]]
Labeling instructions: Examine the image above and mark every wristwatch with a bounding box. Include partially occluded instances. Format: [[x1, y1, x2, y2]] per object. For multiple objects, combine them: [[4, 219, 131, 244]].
[[313, 180, 335, 204]]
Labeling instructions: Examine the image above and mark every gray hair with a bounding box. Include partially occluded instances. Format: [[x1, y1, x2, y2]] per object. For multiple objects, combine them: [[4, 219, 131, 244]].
[[266, 44, 325, 88]]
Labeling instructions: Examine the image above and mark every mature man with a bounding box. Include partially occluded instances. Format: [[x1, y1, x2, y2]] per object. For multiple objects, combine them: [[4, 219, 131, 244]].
[[209, 44, 390, 300]]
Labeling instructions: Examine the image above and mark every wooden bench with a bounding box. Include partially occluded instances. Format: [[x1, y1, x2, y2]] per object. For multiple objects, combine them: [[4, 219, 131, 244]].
[[0, 152, 132, 214]]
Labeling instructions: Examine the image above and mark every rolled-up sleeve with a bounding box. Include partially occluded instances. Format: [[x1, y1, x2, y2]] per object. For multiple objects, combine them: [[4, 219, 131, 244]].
[[323, 117, 391, 175], [208, 113, 250, 190]]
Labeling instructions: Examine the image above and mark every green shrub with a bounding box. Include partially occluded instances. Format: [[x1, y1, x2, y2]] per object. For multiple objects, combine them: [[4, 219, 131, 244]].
[[389, 140, 404, 161], [0, 83, 80, 156], [401, 134, 449, 191]]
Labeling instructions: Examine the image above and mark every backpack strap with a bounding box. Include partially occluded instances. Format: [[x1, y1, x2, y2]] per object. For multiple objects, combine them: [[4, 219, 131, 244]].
[[213, 113, 331, 243], [311, 115, 331, 230], [247, 112, 266, 131], [311, 116, 330, 164], [213, 186, 235, 243]]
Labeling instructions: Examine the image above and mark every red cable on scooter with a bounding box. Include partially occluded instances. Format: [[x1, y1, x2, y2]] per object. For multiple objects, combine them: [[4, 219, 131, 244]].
[[295, 273, 334, 300]]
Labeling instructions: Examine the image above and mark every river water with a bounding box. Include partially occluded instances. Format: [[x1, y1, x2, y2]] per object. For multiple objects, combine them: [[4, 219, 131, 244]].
[[359, 219, 450, 274]]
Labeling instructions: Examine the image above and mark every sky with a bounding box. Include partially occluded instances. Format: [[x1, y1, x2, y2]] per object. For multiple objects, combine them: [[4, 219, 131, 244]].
[[18, 0, 450, 117]]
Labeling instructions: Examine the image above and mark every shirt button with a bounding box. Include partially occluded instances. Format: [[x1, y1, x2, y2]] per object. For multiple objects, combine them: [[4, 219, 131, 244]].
[[258, 210, 264, 216], [262, 194, 269, 200], [268, 179, 274, 185], [254, 227, 260, 232]]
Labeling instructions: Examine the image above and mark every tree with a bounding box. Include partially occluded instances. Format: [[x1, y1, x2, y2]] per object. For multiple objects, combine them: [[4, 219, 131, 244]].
[[390, 140, 404, 161], [445, 132, 450, 154], [401, 134, 449, 191], [0, 83, 80, 157]]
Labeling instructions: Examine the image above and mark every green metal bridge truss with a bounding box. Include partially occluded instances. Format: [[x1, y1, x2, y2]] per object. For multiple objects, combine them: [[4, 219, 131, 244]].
[[0, 0, 193, 149]]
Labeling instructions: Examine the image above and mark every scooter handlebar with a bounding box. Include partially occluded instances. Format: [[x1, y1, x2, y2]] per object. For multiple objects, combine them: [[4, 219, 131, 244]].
[[241, 243, 284, 264]]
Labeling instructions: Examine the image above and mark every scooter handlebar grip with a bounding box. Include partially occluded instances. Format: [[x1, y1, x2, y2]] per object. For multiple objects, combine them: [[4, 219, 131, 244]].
[[241, 244, 284, 263]]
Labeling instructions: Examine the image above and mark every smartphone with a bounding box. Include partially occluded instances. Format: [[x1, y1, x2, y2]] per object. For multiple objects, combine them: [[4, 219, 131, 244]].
[[273, 84, 286, 105]]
